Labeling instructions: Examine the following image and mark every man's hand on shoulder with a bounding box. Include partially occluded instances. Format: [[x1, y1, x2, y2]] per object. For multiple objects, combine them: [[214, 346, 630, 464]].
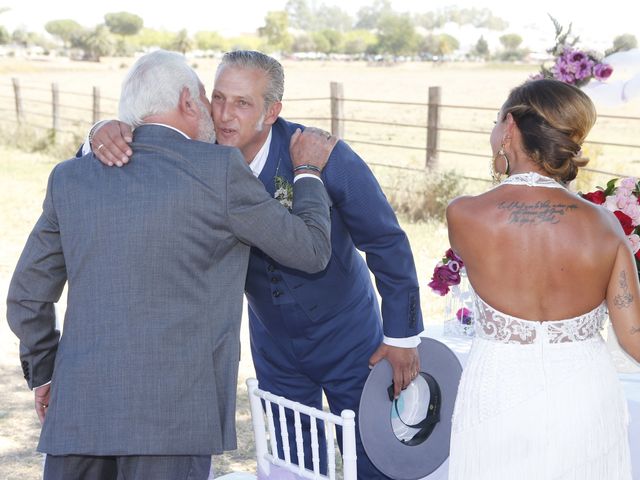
[[91, 120, 133, 167], [290, 127, 338, 177]]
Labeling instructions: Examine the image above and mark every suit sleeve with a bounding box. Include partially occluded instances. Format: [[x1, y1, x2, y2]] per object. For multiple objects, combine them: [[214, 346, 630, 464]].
[[7, 166, 67, 389], [225, 149, 332, 274], [323, 141, 423, 338]]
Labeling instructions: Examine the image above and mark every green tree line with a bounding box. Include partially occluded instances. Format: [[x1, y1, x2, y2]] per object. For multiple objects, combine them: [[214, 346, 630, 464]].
[[0, 2, 637, 62]]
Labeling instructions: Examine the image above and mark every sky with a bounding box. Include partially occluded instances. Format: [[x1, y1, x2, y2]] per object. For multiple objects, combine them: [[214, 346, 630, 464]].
[[2, 0, 639, 51]]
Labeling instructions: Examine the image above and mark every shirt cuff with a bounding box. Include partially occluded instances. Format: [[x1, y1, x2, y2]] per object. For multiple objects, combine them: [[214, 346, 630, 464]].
[[33, 380, 52, 391], [383, 334, 423, 348], [81, 120, 108, 155], [293, 173, 323, 184]]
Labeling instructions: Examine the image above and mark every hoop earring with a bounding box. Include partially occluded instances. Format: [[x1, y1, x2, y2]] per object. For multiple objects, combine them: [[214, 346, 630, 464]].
[[491, 144, 510, 184]]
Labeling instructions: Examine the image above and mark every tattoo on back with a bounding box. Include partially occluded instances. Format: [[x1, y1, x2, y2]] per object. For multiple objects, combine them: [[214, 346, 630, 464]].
[[614, 270, 634, 309], [497, 200, 578, 225]]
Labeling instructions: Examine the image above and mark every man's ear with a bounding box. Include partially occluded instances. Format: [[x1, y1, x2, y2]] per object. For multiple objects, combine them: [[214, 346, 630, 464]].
[[178, 87, 198, 118], [264, 101, 282, 126]]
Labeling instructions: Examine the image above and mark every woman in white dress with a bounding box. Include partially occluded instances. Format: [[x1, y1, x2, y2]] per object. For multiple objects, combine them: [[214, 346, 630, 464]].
[[447, 79, 640, 479]]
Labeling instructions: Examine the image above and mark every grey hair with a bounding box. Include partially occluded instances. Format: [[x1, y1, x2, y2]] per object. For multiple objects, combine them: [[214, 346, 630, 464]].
[[119, 49, 202, 128], [216, 50, 285, 109]]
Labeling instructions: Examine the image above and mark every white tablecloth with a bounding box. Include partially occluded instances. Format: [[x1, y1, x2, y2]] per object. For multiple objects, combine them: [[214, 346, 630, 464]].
[[420, 326, 640, 480]]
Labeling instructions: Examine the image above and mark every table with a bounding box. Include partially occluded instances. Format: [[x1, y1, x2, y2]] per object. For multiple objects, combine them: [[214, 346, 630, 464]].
[[420, 326, 640, 480]]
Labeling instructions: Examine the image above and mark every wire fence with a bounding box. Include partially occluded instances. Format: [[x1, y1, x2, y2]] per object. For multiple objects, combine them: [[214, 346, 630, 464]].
[[2, 78, 639, 189]]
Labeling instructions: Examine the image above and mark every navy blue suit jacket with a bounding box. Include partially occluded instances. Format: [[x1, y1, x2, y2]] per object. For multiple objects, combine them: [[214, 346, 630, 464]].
[[245, 117, 423, 341]]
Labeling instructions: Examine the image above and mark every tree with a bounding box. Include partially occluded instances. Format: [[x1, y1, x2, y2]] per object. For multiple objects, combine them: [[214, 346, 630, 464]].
[[420, 33, 460, 59], [355, 0, 392, 29], [73, 25, 114, 62], [473, 35, 489, 59], [376, 13, 418, 56], [312, 29, 343, 54], [104, 12, 143, 36], [315, 7, 353, 33], [170, 29, 193, 54], [12, 28, 37, 47], [612, 33, 638, 53], [130, 28, 175, 49], [45, 19, 83, 48], [0, 25, 9, 45], [259, 10, 292, 53], [285, 0, 314, 31], [194, 31, 226, 52], [342, 29, 377, 55], [499, 33, 522, 51]]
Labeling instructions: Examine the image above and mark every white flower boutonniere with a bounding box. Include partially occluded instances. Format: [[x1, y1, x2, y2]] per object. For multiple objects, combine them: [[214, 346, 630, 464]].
[[274, 175, 293, 211]]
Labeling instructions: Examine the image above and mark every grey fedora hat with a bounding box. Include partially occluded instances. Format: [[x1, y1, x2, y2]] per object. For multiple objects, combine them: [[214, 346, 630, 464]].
[[358, 337, 463, 480]]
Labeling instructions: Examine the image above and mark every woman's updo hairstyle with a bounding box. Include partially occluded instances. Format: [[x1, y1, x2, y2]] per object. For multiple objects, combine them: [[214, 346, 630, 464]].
[[500, 79, 597, 183]]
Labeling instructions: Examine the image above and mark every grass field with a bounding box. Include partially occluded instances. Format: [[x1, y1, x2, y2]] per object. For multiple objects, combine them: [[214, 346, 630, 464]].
[[0, 56, 638, 478]]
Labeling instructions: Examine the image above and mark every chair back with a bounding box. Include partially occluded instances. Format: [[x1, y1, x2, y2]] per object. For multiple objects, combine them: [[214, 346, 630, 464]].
[[246, 378, 357, 480]]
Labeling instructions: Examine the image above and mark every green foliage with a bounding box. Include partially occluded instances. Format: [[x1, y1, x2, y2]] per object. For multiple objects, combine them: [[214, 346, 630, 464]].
[[71, 25, 114, 62], [45, 19, 83, 47], [130, 28, 175, 49], [473, 36, 489, 59], [355, 0, 392, 29], [170, 29, 193, 54], [388, 169, 466, 222], [0, 25, 9, 45], [312, 29, 343, 54], [342, 29, 377, 55], [286, 0, 353, 32], [259, 10, 292, 53], [610, 33, 638, 54], [226, 35, 264, 52], [414, 7, 507, 31], [376, 13, 418, 56], [194, 31, 226, 51], [499, 33, 523, 51], [104, 11, 143, 36], [419, 34, 459, 58]]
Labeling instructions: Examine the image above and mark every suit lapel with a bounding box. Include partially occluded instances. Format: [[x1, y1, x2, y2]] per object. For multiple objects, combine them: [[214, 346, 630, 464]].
[[259, 120, 293, 197]]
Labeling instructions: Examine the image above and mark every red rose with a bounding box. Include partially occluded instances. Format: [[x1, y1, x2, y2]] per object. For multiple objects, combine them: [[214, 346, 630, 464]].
[[614, 210, 635, 235], [582, 190, 606, 204]]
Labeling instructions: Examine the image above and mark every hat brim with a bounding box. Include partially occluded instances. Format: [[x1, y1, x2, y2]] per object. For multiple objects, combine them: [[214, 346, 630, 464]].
[[359, 337, 463, 480]]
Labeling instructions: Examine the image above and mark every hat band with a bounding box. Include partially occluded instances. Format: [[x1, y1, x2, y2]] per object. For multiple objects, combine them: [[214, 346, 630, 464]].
[[389, 372, 442, 446]]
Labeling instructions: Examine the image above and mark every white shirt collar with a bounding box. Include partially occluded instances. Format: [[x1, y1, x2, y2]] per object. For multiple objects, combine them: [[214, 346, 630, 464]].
[[142, 123, 191, 139], [248, 129, 272, 178]]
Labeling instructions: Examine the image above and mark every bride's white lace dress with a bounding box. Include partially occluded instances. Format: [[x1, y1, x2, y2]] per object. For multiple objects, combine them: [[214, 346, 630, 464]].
[[448, 293, 632, 479]]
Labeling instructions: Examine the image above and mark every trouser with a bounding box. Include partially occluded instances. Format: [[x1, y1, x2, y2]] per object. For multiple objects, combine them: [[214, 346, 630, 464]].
[[249, 290, 391, 480], [43, 454, 211, 480]]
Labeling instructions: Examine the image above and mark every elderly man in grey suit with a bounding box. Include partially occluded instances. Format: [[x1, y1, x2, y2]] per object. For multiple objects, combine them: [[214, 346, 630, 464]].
[[6, 50, 334, 480]]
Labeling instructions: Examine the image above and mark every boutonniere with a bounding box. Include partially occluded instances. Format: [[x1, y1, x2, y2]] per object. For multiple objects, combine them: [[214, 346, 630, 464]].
[[274, 175, 293, 211]]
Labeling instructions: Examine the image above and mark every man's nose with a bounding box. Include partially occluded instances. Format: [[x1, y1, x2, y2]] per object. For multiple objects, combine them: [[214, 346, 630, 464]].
[[216, 103, 232, 123]]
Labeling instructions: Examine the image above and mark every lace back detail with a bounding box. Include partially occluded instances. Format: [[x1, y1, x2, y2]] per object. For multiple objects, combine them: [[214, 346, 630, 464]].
[[474, 295, 607, 344]]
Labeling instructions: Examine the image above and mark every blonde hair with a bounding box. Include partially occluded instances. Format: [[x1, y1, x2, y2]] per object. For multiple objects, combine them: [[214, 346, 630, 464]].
[[501, 79, 597, 183]]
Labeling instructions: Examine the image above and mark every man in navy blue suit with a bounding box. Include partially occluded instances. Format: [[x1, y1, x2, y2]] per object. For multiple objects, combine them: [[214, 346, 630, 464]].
[[89, 50, 423, 479]]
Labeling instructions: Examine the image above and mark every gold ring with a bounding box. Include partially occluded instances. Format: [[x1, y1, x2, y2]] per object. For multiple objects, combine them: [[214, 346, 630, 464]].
[[96, 144, 105, 151]]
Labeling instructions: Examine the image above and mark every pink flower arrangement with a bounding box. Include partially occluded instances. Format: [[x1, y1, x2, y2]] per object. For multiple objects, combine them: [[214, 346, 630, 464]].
[[428, 248, 464, 296], [582, 177, 640, 274], [532, 16, 612, 88]]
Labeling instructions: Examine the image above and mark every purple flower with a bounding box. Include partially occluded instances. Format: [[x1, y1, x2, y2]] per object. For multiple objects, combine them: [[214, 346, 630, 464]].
[[594, 63, 613, 81], [569, 50, 587, 63], [574, 58, 595, 80], [456, 307, 474, 325]]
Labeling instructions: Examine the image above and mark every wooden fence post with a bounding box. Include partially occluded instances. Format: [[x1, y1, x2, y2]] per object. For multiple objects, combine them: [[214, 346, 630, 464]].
[[330, 81, 344, 139], [92, 86, 100, 124], [52, 82, 59, 134], [12, 77, 23, 124], [426, 86, 441, 169]]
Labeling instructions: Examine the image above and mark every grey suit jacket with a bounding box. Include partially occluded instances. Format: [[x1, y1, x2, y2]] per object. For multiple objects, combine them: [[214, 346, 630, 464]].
[[6, 124, 331, 456]]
